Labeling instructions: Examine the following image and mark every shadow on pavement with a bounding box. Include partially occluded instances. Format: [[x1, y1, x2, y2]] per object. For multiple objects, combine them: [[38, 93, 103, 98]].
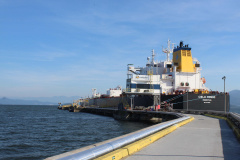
[[219, 119, 240, 160]]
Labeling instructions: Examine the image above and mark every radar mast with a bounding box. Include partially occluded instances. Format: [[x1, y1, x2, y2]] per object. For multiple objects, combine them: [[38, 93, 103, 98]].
[[162, 39, 174, 62]]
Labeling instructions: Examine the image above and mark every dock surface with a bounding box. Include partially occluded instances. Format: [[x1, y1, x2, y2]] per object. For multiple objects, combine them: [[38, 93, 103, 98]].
[[125, 115, 240, 160]]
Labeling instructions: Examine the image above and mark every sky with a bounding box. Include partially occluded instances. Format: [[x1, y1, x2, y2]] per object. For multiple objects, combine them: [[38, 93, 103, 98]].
[[0, 0, 240, 98]]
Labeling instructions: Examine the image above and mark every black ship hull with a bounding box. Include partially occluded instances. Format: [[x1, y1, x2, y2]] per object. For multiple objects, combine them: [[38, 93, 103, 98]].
[[89, 93, 230, 112], [161, 93, 230, 111]]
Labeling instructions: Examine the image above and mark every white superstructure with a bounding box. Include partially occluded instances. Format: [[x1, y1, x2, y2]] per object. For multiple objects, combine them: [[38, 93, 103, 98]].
[[92, 88, 101, 98], [107, 86, 122, 97], [92, 86, 122, 98], [126, 40, 208, 95]]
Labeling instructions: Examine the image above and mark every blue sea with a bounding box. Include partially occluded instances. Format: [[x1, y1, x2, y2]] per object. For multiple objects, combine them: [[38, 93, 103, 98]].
[[0, 105, 152, 160], [230, 104, 240, 114]]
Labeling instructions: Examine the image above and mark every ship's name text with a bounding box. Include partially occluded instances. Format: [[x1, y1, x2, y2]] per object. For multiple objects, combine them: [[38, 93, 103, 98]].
[[198, 96, 216, 99]]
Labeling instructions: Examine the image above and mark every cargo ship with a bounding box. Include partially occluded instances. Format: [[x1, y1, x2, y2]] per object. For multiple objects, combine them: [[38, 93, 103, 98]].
[[88, 40, 230, 112]]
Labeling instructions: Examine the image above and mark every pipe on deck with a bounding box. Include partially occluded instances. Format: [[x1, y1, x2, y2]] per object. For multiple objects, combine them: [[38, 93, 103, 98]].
[[56, 114, 190, 160]]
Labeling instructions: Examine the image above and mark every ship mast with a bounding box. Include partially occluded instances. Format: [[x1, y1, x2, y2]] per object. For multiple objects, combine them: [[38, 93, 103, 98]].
[[162, 39, 174, 62], [151, 49, 155, 64]]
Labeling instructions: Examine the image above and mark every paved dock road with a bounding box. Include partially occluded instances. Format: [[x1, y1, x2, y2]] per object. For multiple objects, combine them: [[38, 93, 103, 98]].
[[125, 115, 240, 160]]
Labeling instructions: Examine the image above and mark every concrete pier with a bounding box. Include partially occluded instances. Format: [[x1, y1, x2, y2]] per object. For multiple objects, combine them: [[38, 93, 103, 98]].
[[46, 112, 240, 160], [125, 115, 240, 160]]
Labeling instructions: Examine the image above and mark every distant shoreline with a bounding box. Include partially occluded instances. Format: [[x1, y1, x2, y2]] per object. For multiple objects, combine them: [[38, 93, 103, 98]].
[[0, 104, 58, 106]]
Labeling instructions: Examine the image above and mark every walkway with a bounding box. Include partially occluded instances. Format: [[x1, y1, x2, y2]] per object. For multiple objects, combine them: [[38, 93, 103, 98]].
[[125, 115, 240, 160]]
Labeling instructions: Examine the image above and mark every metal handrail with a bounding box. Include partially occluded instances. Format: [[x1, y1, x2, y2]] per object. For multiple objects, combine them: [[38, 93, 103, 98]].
[[228, 112, 240, 128], [229, 112, 240, 121], [56, 114, 190, 160]]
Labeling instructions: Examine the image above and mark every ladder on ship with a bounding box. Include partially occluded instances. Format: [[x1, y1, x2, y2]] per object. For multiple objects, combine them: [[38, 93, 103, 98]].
[[148, 69, 154, 93]]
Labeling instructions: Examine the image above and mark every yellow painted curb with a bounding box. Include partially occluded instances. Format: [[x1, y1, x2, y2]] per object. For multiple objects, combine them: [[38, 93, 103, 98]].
[[94, 117, 194, 160], [205, 114, 240, 141], [95, 148, 129, 160]]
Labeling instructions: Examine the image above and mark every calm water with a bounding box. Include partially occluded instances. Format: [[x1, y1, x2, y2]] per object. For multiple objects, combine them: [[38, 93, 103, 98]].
[[230, 104, 240, 114], [0, 105, 152, 160]]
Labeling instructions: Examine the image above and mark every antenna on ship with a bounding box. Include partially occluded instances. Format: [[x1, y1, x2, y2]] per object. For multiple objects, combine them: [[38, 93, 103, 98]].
[[151, 49, 155, 64], [162, 39, 174, 62]]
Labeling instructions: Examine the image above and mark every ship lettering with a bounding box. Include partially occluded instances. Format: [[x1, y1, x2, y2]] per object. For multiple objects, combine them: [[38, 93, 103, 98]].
[[198, 96, 206, 98], [207, 96, 215, 98], [202, 99, 212, 102]]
